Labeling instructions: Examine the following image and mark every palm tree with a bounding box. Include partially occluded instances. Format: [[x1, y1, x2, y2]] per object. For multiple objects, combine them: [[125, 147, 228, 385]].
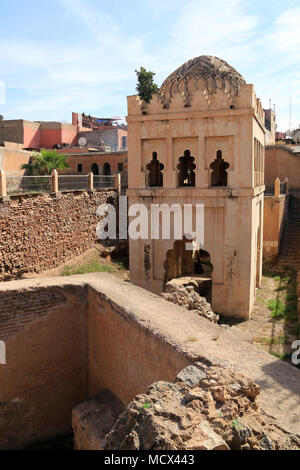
[[21, 149, 70, 175]]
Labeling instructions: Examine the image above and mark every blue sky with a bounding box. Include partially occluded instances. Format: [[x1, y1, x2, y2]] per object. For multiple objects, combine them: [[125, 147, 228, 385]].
[[0, 0, 299, 131]]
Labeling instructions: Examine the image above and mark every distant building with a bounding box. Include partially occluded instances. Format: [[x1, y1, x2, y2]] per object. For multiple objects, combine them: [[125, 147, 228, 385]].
[[0, 112, 128, 152], [72, 113, 128, 152], [0, 119, 78, 150], [57, 148, 128, 176], [290, 128, 300, 144], [264, 108, 276, 145], [275, 131, 286, 141]]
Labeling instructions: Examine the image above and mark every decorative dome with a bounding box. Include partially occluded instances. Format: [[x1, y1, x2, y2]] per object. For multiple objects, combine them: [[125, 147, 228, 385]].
[[159, 55, 246, 108]]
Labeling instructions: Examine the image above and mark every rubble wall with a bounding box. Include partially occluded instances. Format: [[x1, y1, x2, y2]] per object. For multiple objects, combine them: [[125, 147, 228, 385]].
[[0, 189, 117, 281]]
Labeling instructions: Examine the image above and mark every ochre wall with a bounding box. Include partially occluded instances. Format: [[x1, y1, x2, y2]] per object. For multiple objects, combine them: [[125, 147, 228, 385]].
[[0, 190, 117, 280], [0, 147, 32, 175], [265, 146, 300, 190], [87, 287, 189, 404]]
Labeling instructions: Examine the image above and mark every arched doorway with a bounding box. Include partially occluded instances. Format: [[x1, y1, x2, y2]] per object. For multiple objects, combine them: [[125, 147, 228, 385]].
[[91, 163, 99, 175], [103, 163, 111, 175], [166, 242, 213, 303]]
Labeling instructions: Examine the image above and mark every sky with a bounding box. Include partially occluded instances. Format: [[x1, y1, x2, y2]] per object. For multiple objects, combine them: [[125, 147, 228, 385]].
[[0, 0, 299, 131]]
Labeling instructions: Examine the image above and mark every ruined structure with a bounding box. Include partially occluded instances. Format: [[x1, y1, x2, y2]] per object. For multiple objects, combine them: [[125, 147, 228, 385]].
[[127, 56, 265, 318], [0, 274, 299, 450]]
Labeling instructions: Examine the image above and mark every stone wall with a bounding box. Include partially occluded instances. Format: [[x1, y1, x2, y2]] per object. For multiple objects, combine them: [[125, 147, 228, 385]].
[[0, 189, 117, 280], [265, 145, 300, 190], [0, 282, 88, 448]]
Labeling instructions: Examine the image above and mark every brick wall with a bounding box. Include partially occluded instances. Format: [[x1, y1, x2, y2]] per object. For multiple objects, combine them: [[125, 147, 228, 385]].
[[0, 287, 67, 341], [0, 189, 117, 280]]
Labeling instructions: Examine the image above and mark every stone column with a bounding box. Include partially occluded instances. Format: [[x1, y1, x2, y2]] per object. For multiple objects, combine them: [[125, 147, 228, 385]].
[[114, 173, 121, 194], [51, 169, 59, 193], [274, 177, 280, 197], [0, 170, 7, 197], [88, 172, 94, 191]]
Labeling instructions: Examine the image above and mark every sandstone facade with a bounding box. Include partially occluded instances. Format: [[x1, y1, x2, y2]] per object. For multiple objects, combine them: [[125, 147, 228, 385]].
[[127, 55, 265, 319]]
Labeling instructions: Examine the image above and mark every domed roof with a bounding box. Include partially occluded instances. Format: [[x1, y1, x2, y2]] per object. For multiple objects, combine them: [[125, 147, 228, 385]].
[[159, 55, 246, 107]]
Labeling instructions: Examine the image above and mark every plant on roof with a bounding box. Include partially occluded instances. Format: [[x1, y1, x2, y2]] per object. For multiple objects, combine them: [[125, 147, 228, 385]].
[[135, 67, 159, 103]]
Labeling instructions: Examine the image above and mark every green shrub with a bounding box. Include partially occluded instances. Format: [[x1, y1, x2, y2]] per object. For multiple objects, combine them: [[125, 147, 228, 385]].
[[61, 260, 114, 276], [268, 299, 285, 318]]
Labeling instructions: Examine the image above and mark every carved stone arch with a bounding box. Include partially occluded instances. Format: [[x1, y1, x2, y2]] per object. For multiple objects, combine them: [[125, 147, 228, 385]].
[[210, 150, 230, 187], [177, 150, 196, 187], [146, 151, 164, 187]]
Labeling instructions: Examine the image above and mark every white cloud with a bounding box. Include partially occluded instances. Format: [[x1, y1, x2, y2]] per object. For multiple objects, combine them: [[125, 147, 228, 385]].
[[164, 0, 259, 69], [271, 7, 300, 58], [0, 0, 299, 129]]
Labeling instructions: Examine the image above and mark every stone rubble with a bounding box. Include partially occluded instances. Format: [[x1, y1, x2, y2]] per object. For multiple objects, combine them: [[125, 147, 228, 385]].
[[104, 365, 300, 451], [161, 278, 219, 323]]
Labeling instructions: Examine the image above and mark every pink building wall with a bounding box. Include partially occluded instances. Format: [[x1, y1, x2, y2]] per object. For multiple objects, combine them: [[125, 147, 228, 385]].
[[23, 122, 78, 149], [23, 122, 41, 149]]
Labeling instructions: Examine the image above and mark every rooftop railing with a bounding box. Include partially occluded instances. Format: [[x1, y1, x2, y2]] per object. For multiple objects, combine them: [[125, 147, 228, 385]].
[[265, 178, 289, 196], [1, 171, 125, 197], [6, 175, 51, 195]]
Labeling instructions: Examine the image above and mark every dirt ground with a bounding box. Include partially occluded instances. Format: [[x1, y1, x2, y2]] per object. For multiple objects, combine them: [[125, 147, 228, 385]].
[[222, 268, 300, 363], [35, 245, 130, 281]]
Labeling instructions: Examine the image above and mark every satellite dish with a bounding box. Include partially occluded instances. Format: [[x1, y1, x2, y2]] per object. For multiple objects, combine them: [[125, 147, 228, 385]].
[[78, 137, 87, 147]]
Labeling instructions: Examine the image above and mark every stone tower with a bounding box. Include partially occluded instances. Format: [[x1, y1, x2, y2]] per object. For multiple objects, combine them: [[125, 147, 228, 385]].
[[127, 56, 265, 319]]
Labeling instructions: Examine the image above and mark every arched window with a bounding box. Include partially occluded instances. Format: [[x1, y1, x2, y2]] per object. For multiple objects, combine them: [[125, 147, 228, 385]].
[[177, 150, 196, 187], [210, 150, 229, 187], [146, 152, 164, 187], [91, 163, 99, 175], [103, 163, 111, 175]]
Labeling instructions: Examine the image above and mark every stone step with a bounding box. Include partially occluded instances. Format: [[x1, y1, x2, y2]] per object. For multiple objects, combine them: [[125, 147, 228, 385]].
[[276, 194, 300, 269], [72, 389, 125, 451]]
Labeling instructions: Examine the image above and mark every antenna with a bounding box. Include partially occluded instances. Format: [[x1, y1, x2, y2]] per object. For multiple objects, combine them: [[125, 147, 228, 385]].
[[289, 97, 292, 133]]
